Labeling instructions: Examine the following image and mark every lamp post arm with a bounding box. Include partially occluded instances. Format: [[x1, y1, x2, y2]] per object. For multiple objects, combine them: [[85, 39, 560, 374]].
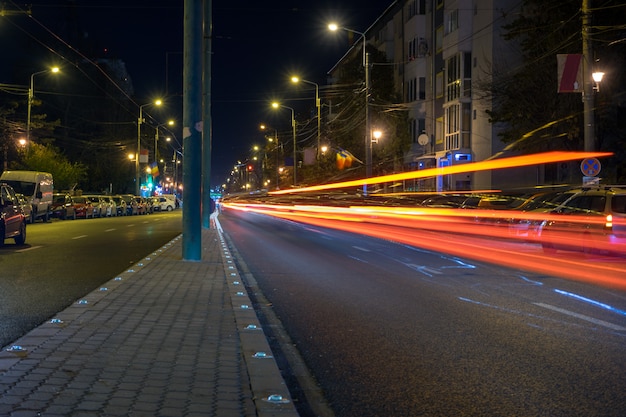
[[339, 27, 366, 67]]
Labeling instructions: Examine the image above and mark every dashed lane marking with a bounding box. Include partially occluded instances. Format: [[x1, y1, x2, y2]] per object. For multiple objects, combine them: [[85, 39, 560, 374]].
[[16, 246, 42, 252], [534, 302, 626, 331]]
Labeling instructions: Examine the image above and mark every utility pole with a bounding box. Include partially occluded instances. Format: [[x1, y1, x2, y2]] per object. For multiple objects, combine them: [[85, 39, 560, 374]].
[[582, 0, 595, 152], [182, 0, 203, 260]]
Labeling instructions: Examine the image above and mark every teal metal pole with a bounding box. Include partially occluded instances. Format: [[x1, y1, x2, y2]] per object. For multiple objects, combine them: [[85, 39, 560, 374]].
[[202, 0, 213, 229], [182, 0, 202, 260]]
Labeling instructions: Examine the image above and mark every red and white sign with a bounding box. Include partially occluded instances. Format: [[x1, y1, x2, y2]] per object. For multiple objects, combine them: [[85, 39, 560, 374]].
[[557, 54, 583, 93], [139, 149, 149, 164]]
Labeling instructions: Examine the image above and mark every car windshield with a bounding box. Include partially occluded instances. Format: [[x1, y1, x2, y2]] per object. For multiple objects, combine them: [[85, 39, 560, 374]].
[[53, 196, 66, 203], [2, 180, 35, 195]]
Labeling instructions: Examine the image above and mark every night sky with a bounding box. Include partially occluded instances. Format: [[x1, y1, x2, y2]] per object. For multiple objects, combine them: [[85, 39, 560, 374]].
[[1, 0, 393, 187]]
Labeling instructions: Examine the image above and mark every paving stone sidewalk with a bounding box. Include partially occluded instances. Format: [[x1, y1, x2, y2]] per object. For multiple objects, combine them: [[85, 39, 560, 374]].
[[0, 228, 298, 417]]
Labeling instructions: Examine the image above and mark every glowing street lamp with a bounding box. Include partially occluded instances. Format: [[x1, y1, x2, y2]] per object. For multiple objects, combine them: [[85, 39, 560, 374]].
[[27, 66, 60, 143], [155, 119, 174, 164], [329, 23, 372, 194], [137, 99, 162, 195], [290, 76, 321, 158], [272, 102, 297, 186]]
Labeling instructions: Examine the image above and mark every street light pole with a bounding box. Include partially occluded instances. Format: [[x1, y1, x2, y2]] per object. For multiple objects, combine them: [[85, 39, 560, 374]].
[[27, 67, 59, 144], [154, 120, 174, 165], [260, 124, 280, 189], [271, 102, 297, 186], [582, 0, 595, 152], [136, 100, 162, 195], [328, 24, 370, 195], [291, 76, 321, 159]]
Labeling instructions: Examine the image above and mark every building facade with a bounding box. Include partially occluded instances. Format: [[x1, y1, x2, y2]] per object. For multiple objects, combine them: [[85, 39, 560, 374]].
[[329, 0, 540, 191]]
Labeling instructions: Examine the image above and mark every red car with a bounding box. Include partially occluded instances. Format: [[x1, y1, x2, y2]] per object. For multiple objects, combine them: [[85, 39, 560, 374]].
[[70, 196, 95, 219]]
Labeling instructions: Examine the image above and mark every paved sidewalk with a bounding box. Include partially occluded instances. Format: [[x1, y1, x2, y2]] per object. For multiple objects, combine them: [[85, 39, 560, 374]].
[[0, 226, 299, 416]]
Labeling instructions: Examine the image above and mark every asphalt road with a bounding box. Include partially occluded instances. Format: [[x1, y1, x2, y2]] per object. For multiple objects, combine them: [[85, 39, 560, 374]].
[[0, 211, 182, 348], [218, 209, 626, 417]]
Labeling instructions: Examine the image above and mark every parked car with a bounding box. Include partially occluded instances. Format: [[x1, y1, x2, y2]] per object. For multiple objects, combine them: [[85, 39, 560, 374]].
[[148, 197, 160, 211], [0, 182, 27, 246], [0, 171, 52, 223], [49, 193, 77, 220], [70, 196, 95, 219], [85, 195, 105, 217], [118, 194, 138, 215], [134, 197, 147, 215], [154, 194, 178, 211], [111, 196, 127, 216], [15, 193, 33, 223], [101, 196, 117, 216], [540, 186, 626, 255], [508, 189, 580, 241], [89, 195, 115, 217]]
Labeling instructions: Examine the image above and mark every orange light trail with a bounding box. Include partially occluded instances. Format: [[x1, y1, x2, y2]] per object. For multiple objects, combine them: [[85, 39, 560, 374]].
[[222, 202, 626, 290], [269, 151, 612, 195]]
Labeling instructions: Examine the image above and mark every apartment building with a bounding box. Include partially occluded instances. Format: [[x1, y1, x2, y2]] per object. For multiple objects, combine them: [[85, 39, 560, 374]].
[[329, 0, 538, 191]]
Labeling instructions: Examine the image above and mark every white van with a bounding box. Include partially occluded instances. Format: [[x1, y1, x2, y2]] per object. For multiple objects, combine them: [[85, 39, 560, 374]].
[[153, 194, 178, 211], [0, 171, 53, 223]]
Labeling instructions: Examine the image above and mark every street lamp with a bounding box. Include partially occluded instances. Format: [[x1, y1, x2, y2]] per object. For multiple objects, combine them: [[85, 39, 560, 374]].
[[260, 124, 278, 143], [154, 119, 175, 164], [290, 76, 321, 159], [137, 99, 162, 195], [592, 71, 605, 91], [329, 23, 371, 194], [260, 124, 281, 189], [27, 66, 59, 143], [271, 102, 297, 186]]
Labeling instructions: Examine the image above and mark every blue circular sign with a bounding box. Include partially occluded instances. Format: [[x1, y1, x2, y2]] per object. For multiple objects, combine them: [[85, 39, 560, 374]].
[[580, 158, 601, 177]]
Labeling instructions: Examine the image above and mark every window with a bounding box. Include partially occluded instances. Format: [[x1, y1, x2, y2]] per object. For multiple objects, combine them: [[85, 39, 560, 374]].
[[462, 103, 471, 148], [406, 78, 417, 101], [446, 54, 460, 101], [436, 72, 444, 98], [562, 196, 606, 215], [435, 26, 443, 52], [611, 196, 626, 213], [463, 52, 472, 97], [445, 104, 460, 150], [436, 117, 444, 145], [419, 77, 426, 100], [445, 9, 459, 35], [407, 0, 426, 19]]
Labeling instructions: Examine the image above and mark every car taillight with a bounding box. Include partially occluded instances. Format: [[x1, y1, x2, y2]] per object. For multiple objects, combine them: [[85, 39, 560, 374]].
[[605, 214, 613, 230]]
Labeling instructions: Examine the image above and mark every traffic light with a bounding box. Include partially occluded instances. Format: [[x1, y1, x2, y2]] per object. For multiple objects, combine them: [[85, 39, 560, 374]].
[[247, 164, 254, 172]]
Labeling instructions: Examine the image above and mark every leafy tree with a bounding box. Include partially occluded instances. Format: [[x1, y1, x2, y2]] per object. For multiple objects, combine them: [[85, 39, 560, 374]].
[[486, 0, 626, 182], [16, 143, 87, 191], [326, 46, 411, 182]]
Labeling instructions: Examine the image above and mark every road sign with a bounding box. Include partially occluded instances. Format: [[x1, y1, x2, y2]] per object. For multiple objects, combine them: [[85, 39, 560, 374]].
[[580, 157, 601, 177]]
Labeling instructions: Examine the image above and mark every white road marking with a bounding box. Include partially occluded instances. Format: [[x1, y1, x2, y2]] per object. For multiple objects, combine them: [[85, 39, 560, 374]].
[[16, 246, 42, 252], [72, 235, 88, 240], [352, 246, 371, 252], [534, 302, 626, 331], [105, 228, 116, 232]]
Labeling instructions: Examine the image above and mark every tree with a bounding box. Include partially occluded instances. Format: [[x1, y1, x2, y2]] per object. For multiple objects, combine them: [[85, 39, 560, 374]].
[[326, 46, 411, 182], [16, 143, 87, 191], [486, 0, 626, 181]]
